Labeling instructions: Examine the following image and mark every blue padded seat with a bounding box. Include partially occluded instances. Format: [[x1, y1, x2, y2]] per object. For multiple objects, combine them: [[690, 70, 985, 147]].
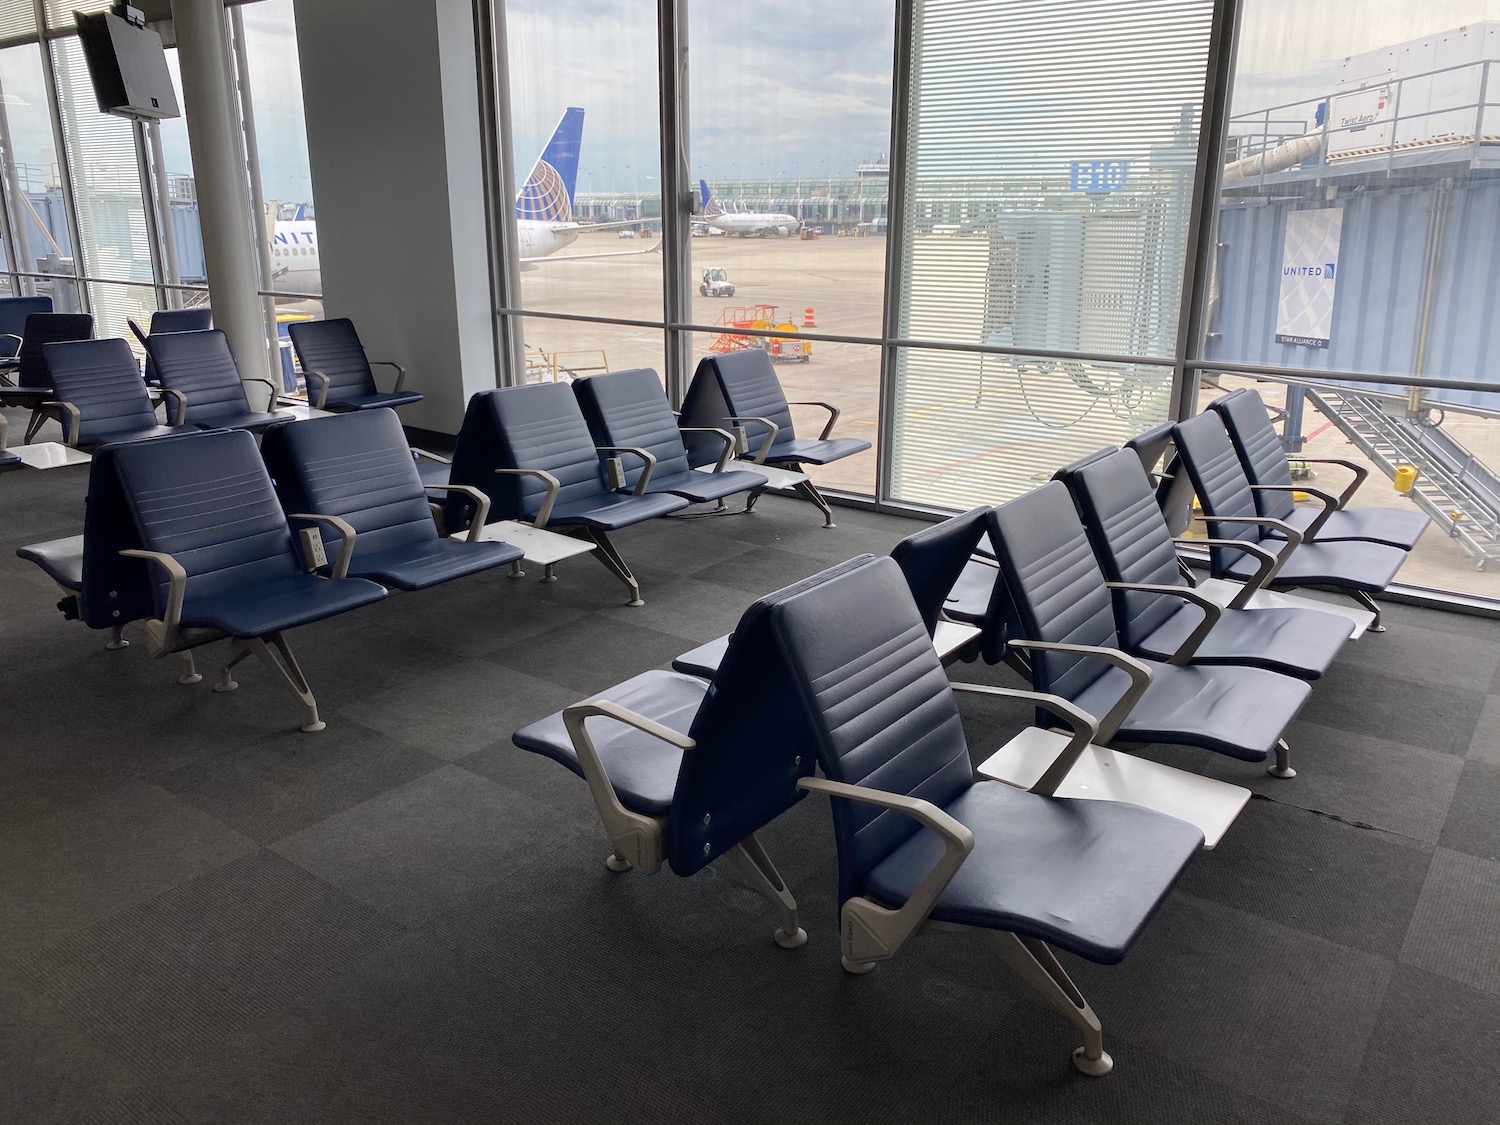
[[260, 409, 522, 591], [43, 338, 178, 448], [768, 555, 1200, 1073], [0, 449, 18, 469], [111, 428, 386, 730], [572, 367, 767, 503], [146, 329, 293, 431], [0, 313, 94, 430], [679, 348, 870, 526], [987, 483, 1311, 768], [1172, 412, 1407, 611], [1209, 388, 1430, 550], [0, 295, 52, 362], [16, 534, 84, 592], [286, 318, 422, 411], [130, 306, 212, 385], [446, 384, 688, 605], [1057, 448, 1353, 679]]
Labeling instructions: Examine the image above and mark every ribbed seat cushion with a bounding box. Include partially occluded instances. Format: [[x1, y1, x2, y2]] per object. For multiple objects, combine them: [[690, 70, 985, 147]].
[[1135, 602, 1352, 678], [181, 572, 386, 636], [643, 467, 766, 502], [324, 390, 423, 411], [1225, 538, 1407, 591], [187, 407, 295, 431], [352, 538, 522, 591], [1274, 504, 1429, 551], [761, 436, 871, 465]]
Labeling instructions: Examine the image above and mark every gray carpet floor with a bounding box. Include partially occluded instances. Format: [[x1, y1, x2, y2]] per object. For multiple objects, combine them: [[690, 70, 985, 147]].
[[2, 444, 1498, 1124]]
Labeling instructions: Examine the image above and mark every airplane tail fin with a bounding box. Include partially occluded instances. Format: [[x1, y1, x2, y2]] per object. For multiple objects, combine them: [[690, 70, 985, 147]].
[[699, 178, 723, 218], [517, 107, 584, 223]]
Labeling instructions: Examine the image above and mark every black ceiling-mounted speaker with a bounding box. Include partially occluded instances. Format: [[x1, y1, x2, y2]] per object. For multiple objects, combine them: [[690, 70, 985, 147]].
[[75, 5, 180, 121]]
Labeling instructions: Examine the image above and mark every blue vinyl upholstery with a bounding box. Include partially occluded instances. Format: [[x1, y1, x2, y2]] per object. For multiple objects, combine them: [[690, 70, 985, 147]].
[[1058, 448, 1353, 677], [43, 338, 177, 447], [1172, 412, 1407, 592], [111, 428, 385, 638], [146, 329, 292, 431], [768, 555, 1202, 962], [0, 312, 92, 410], [286, 318, 422, 411], [0, 295, 52, 360], [135, 307, 212, 385], [889, 506, 989, 637], [1210, 388, 1429, 550], [261, 409, 522, 590], [446, 384, 688, 531], [987, 482, 1311, 761], [679, 349, 871, 467], [572, 367, 767, 502]]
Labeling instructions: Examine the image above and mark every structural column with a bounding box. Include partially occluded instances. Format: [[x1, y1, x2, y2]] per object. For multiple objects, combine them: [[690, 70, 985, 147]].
[[170, 0, 272, 397]]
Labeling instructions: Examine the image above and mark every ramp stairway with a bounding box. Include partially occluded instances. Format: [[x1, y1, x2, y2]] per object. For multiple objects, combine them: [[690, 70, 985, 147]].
[[1305, 388, 1500, 569]]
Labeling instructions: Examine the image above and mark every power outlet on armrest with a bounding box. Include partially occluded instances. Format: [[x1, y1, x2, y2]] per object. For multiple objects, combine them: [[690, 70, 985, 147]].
[[606, 456, 626, 491], [299, 527, 328, 570], [732, 426, 748, 455]]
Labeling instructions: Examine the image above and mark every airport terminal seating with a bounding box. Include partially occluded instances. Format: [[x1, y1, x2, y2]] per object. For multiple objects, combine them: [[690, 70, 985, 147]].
[[670, 505, 990, 680], [1172, 411, 1408, 631], [678, 348, 871, 527], [0, 294, 52, 368], [42, 339, 179, 449], [0, 312, 93, 440], [572, 367, 768, 505], [286, 318, 423, 412], [128, 306, 213, 386], [445, 384, 689, 605], [767, 554, 1203, 1075], [110, 427, 387, 731], [513, 562, 896, 948], [260, 408, 524, 590], [146, 328, 294, 431], [982, 481, 1313, 777], [1055, 448, 1354, 677], [1209, 387, 1431, 550]]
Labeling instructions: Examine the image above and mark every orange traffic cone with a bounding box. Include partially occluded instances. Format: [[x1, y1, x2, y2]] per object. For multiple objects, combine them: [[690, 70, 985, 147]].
[[803, 307, 816, 327]]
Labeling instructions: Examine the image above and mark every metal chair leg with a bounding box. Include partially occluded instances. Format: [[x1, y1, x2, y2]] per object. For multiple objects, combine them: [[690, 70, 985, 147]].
[[725, 833, 808, 949], [587, 528, 644, 606], [988, 931, 1113, 1076], [1351, 589, 1384, 633], [791, 477, 836, 528]]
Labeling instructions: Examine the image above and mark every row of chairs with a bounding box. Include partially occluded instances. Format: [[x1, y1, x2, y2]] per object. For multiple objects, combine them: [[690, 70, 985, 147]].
[[509, 386, 1430, 1076]]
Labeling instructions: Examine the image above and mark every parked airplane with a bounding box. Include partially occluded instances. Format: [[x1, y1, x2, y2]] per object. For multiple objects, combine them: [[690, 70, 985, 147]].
[[267, 108, 653, 297], [698, 179, 800, 237]]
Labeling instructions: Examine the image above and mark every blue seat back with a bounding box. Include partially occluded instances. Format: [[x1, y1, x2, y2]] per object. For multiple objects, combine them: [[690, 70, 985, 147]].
[[679, 350, 795, 465], [0, 296, 52, 358], [889, 507, 988, 637], [572, 368, 691, 487], [1209, 388, 1296, 521], [17, 312, 93, 389], [112, 428, 301, 612], [146, 329, 250, 422], [1171, 411, 1266, 573], [769, 555, 974, 908], [261, 408, 435, 560], [43, 338, 158, 445], [668, 556, 874, 878], [446, 384, 609, 529], [141, 307, 212, 385], [1057, 448, 1186, 650], [286, 318, 376, 401], [1124, 421, 1175, 478], [988, 481, 1120, 701]]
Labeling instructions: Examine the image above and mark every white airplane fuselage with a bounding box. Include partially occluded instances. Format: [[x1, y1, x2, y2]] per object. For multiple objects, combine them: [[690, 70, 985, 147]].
[[705, 211, 801, 237], [517, 221, 582, 260]]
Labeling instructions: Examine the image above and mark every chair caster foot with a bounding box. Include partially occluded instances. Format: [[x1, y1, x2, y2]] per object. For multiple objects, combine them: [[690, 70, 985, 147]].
[[105, 638, 129, 651], [299, 720, 327, 733], [1071, 1047, 1113, 1077], [841, 956, 877, 975], [626, 597, 645, 607], [774, 927, 808, 949], [822, 521, 836, 529], [178, 672, 203, 686], [1367, 623, 1387, 633], [214, 678, 238, 693], [1266, 764, 1297, 779], [605, 853, 632, 873], [507, 569, 527, 580]]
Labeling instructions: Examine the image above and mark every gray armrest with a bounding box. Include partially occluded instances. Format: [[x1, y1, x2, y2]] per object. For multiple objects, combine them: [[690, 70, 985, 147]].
[[1249, 483, 1340, 538], [797, 776, 973, 965], [678, 426, 736, 473], [597, 444, 658, 495], [162, 387, 188, 426], [423, 484, 491, 541], [1005, 638, 1153, 742], [305, 369, 330, 409], [370, 360, 408, 393], [1296, 457, 1369, 509], [563, 699, 695, 875], [727, 414, 779, 463], [1105, 581, 1224, 664], [495, 466, 561, 529], [1174, 535, 1285, 604], [410, 447, 452, 465], [118, 548, 188, 653], [788, 399, 839, 440], [287, 512, 359, 578], [949, 683, 1100, 795], [1194, 515, 1302, 593], [0, 412, 7, 450], [47, 400, 80, 446]]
